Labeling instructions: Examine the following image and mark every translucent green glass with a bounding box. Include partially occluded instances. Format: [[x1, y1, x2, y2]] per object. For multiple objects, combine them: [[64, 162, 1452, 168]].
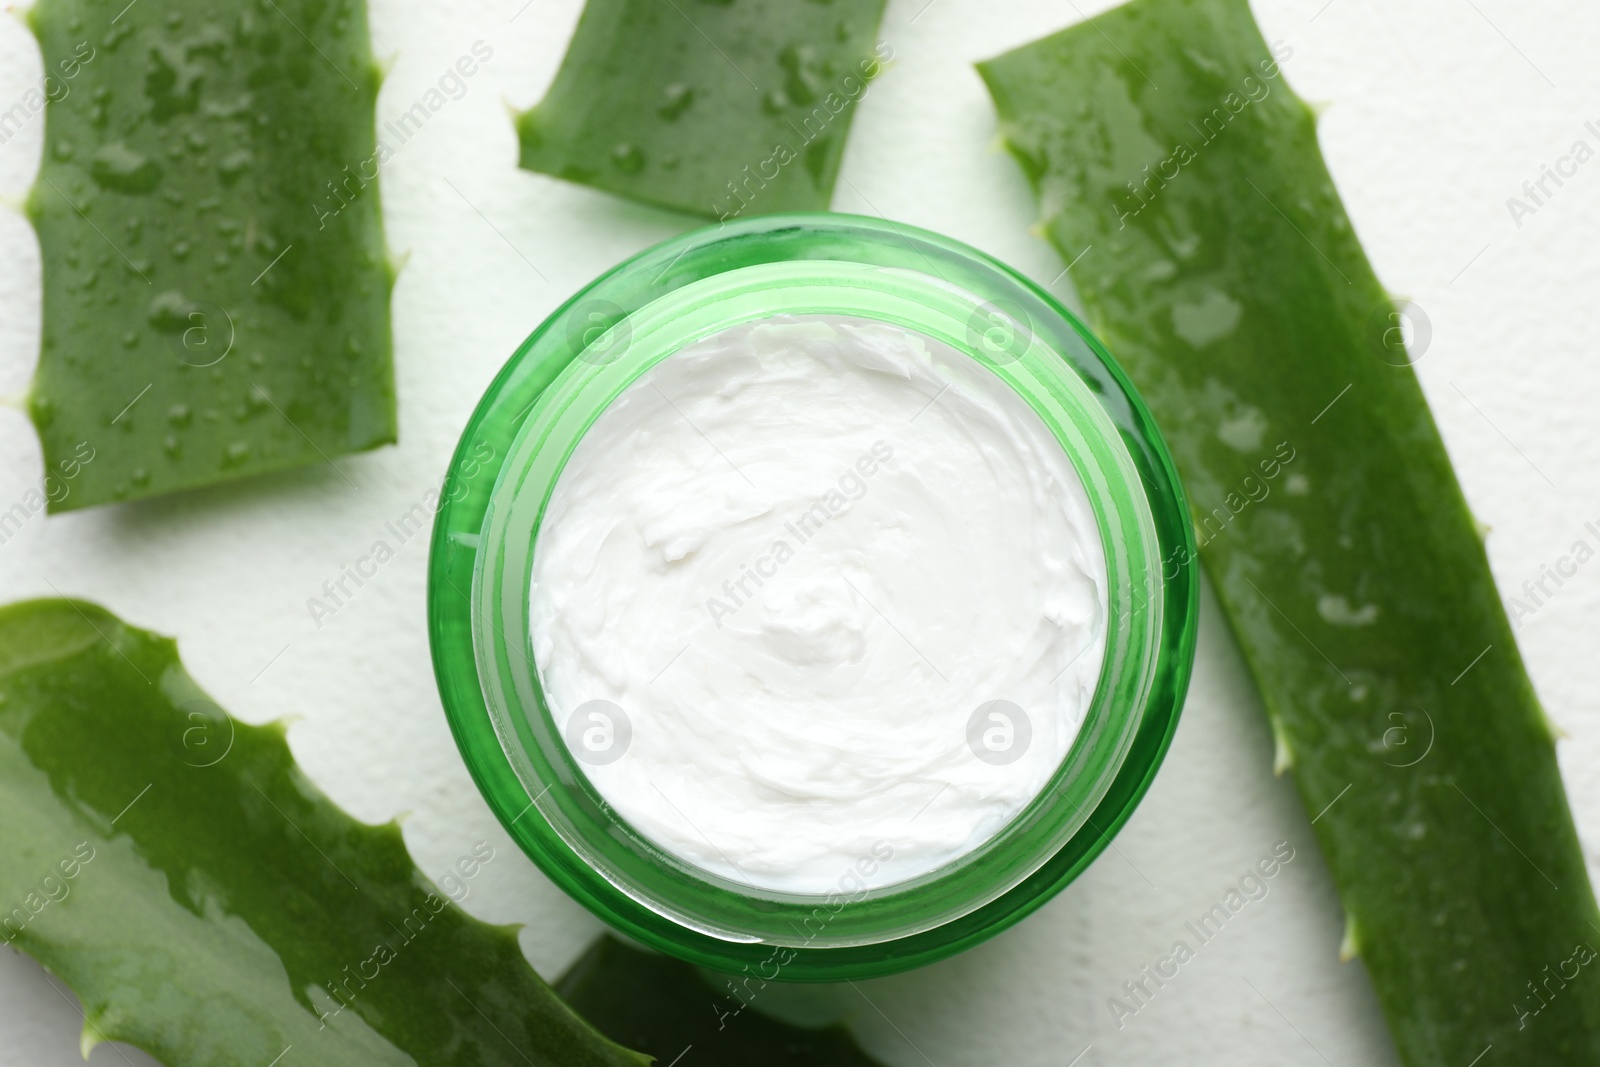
[[427, 214, 1198, 980]]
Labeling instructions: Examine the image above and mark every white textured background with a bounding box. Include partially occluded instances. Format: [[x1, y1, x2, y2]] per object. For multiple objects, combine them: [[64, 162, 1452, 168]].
[[1, 0, 1595, 1063]]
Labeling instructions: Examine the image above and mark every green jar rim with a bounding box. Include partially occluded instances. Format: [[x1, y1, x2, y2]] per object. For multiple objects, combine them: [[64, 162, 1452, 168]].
[[427, 213, 1198, 980]]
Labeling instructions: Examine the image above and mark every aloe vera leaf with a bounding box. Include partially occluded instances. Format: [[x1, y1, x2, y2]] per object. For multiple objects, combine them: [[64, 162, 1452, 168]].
[[0, 598, 648, 1067], [979, 1, 1600, 1062], [516, 0, 889, 219], [26, 0, 395, 513], [557, 935, 889, 1067]]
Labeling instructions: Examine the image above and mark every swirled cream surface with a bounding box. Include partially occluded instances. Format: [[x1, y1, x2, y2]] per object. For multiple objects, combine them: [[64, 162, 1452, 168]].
[[530, 316, 1107, 894]]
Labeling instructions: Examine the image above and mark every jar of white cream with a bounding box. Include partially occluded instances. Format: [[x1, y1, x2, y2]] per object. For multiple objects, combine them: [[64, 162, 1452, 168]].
[[428, 214, 1197, 980]]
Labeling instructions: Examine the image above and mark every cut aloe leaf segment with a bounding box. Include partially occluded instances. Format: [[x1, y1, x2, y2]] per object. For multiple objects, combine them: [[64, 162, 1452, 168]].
[[980, 0, 1600, 1061], [517, 0, 890, 219], [26, 0, 396, 511], [558, 934, 890, 1066], [0, 598, 646, 1067]]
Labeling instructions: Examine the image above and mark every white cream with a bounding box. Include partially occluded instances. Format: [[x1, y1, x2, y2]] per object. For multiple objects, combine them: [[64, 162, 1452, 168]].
[[530, 316, 1108, 894]]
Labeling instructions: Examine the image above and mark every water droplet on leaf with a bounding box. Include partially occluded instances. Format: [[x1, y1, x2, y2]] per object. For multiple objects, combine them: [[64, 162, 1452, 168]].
[[611, 143, 645, 173], [657, 83, 694, 120], [90, 141, 161, 193]]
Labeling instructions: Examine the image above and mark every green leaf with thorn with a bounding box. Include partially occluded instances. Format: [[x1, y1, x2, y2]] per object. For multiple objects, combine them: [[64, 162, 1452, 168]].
[[980, 0, 1600, 1061], [0, 598, 647, 1067], [26, 0, 396, 512], [517, 0, 891, 220]]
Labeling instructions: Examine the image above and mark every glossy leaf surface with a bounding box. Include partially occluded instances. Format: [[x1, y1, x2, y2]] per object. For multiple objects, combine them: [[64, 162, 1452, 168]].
[[0, 598, 647, 1067], [517, 0, 890, 219], [27, 0, 396, 511], [980, 0, 1600, 1061], [558, 935, 890, 1067]]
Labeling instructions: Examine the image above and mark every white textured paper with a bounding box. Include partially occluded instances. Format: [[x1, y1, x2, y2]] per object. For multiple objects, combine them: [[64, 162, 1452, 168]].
[[0, 1, 1595, 1064]]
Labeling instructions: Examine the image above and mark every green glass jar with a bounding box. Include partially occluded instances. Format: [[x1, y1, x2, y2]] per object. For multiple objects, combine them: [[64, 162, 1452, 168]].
[[427, 213, 1197, 981]]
